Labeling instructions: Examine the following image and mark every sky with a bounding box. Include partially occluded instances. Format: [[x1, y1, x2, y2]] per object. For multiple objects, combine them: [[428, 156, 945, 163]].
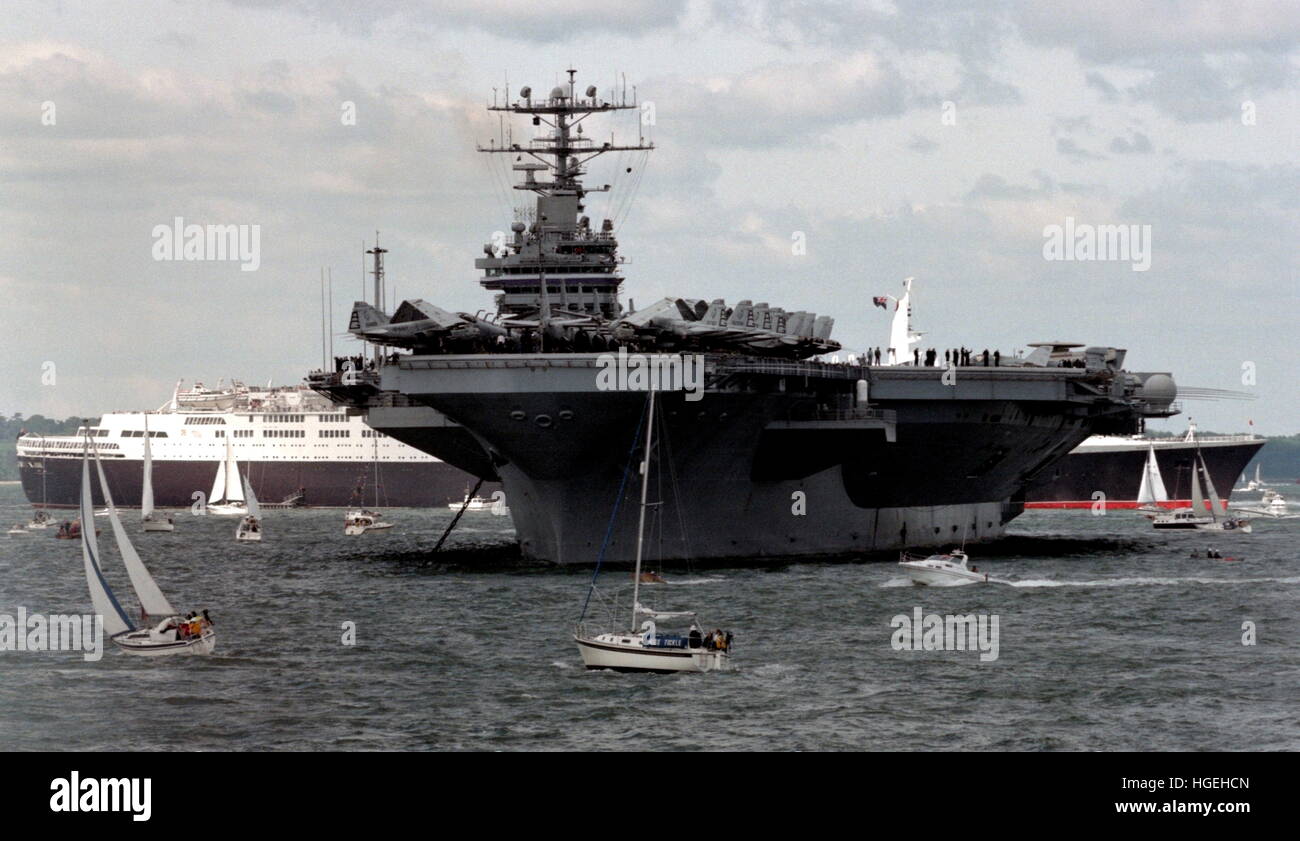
[[0, 0, 1296, 433]]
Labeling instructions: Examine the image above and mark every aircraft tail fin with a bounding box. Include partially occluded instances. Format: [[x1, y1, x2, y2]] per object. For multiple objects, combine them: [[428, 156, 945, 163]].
[[348, 301, 390, 334]]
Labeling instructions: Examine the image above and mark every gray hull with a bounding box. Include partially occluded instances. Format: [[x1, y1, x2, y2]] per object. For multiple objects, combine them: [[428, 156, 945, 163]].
[[323, 354, 1164, 565]]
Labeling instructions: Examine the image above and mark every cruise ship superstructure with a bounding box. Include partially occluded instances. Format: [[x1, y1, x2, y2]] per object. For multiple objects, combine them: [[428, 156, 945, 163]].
[[17, 381, 486, 509]]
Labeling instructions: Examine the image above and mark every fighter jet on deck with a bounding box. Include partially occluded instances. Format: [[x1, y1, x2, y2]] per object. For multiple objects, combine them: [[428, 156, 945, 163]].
[[347, 299, 508, 350]]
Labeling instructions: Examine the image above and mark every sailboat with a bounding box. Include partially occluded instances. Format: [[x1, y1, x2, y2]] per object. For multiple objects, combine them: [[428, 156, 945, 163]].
[[1135, 444, 1169, 512], [26, 449, 53, 529], [206, 436, 247, 516], [344, 431, 393, 535], [140, 415, 174, 532], [79, 438, 215, 656], [1244, 464, 1265, 492], [574, 390, 732, 673], [1152, 450, 1252, 533], [235, 474, 263, 541]]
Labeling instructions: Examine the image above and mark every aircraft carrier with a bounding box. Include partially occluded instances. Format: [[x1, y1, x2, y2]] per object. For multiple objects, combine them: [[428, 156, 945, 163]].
[[307, 70, 1181, 564]]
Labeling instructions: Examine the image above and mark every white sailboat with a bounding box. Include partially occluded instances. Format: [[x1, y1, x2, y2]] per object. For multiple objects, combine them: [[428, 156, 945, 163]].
[[140, 415, 174, 532], [574, 391, 732, 673], [235, 474, 263, 541], [1135, 443, 1169, 512], [26, 452, 53, 529], [1244, 464, 1264, 491], [1152, 451, 1252, 533], [206, 436, 247, 516], [80, 438, 215, 656], [344, 432, 393, 535]]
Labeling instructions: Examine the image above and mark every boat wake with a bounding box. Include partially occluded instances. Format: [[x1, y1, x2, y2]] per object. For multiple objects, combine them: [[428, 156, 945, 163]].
[[1006, 575, 1300, 589], [665, 576, 725, 586]]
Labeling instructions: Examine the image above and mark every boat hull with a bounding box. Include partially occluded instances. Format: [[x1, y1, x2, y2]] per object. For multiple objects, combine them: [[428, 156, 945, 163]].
[[899, 563, 988, 586], [574, 636, 730, 673], [112, 630, 216, 657], [19, 455, 497, 509]]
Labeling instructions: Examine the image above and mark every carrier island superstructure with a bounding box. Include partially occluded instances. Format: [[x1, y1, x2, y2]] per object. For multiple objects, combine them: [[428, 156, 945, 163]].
[[308, 70, 1182, 564]]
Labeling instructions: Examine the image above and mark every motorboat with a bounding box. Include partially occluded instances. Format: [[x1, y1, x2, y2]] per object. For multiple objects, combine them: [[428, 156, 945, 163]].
[[898, 549, 989, 586], [344, 509, 393, 536]]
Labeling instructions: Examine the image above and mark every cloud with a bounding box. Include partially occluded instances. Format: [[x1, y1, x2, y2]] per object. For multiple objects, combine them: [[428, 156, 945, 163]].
[[1109, 131, 1153, 154], [906, 134, 939, 154], [1056, 137, 1106, 161], [1012, 0, 1300, 61], [649, 53, 908, 148], [1085, 70, 1120, 102], [221, 0, 690, 41]]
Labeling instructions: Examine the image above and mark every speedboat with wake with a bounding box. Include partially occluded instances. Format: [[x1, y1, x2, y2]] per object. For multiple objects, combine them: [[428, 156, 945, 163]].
[[78, 437, 215, 656], [1234, 489, 1297, 519], [899, 548, 989, 586]]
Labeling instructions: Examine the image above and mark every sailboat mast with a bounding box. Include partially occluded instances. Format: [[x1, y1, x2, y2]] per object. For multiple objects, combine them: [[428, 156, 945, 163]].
[[630, 390, 656, 630]]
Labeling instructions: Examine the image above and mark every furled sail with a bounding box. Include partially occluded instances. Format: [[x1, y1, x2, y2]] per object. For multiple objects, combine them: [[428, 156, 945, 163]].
[[81, 446, 134, 636], [93, 444, 177, 619], [1136, 444, 1168, 504], [141, 416, 155, 519]]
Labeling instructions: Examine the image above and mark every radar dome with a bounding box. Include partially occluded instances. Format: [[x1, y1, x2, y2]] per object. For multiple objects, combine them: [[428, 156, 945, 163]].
[[550, 86, 565, 100], [1137, 373, 1177, 406], [511, 222, 526, 233], [519, 86, 531, 99]]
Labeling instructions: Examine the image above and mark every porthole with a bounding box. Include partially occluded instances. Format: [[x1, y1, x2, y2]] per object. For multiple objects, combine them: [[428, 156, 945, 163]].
[[534, 414, 553, 428], [558, 409, 574, 421], [510, 410, 526, 421]]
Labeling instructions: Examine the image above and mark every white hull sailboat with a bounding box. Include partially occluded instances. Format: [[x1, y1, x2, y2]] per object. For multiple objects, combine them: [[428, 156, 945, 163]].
[[898, 549, 989, 586], [1135, 443, 1169, 512], [1151, 450, 1251, 533], [79, 438, 215, 657], [206, 436, 247, 516], [26, 458, 52, 529], [344, 509, 393, 536], [344, 432, 393, 535], [236, 474, 263, 541], [140, 415, 174, 532], [25, 510, 53, 530], [574, 390, 733, 674]]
